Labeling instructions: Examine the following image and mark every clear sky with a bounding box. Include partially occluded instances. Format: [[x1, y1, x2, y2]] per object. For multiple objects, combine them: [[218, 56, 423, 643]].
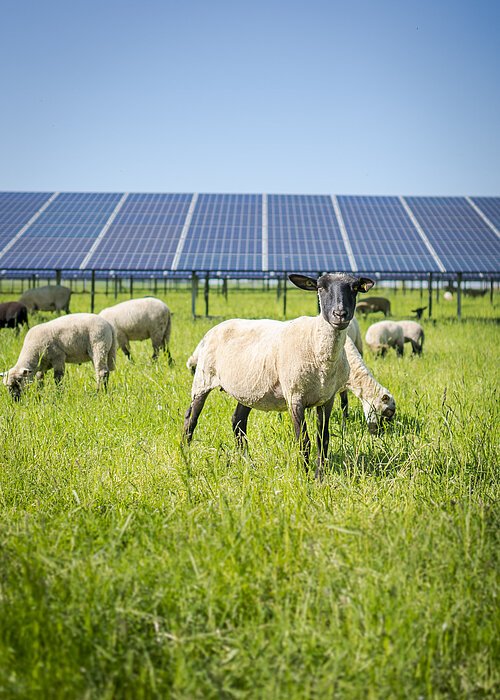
[[1, 0, 499, 196]]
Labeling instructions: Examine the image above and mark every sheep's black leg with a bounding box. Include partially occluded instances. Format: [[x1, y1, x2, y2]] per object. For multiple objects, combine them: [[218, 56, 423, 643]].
[[316, 396, 334, 480], [183, 391, 210, 443], [339, 390, 349, 420], [290, 400, 311, 469], [232, 402, 251, 448]]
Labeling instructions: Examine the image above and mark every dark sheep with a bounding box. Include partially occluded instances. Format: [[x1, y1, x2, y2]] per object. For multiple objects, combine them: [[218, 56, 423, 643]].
[[0, 302, 29, 333]]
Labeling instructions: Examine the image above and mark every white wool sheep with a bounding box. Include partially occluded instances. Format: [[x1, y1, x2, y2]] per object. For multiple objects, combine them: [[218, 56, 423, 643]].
[[19, 284, 71, 313], [342, 336, 396, 432], [184, 272, 374, 478], [396, 320, 424, 355], [2, 313, 116, 399], [365, 320, 404, 357], [347, 316, 363, 354], [99, 297, 172, 363]]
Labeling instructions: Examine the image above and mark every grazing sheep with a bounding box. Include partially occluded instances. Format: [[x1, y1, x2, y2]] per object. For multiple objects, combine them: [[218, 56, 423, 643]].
[[19, 284, 71, 313], [341, 336, 396, 432], [2, 313, 116, 399], [356, 296, 391, 317], [365, 320, 404, 357], [396, 320, 424, 355], [0, 302, 29, 333], [99, 297, 172, 363], [184, 272, 375, 478]]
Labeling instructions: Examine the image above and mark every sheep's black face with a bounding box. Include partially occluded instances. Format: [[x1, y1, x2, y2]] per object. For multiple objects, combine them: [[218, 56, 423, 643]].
[[288, 272, 375, 330], [317, 273, 375, 330]]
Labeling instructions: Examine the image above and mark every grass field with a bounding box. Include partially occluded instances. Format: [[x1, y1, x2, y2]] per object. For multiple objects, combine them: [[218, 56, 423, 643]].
[[0, 286, 498, 698]]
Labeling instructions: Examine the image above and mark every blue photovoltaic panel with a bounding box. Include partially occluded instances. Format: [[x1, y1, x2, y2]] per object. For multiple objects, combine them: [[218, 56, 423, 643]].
[[178, 194, 262, 271], [470, 197, 500, 231], [267, 195, 350, 271], [405, 196, 500, 273], [90, 193, 193, 270], [0, 193, 123, 269], [337, 195, 441, 273], [0, 192, 53, 253]]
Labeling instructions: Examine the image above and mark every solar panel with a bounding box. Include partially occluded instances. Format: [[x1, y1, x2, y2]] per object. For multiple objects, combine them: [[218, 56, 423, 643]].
[[0, 192, 54, 253], [0, 193, 123, 269], [470, 197, 500, 232], [88, 193, 193, 270], [336, 196, 442, 273], [177, 194, 262, 271], [267, 194, 351, 272], [404, 196, 500, 273]]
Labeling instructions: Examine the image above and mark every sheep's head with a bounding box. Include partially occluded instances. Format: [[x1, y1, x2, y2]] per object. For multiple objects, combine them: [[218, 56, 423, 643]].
[[363, 392, 396, 434], [289, 273, 375, 330], [2, 367, 32, 401]]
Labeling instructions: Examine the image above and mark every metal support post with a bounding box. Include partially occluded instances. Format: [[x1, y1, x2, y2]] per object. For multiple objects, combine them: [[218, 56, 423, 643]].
[[204, 273, 209, 317], [428, 272, 433, 318], [283, 272, 287, 318], [90, 270, 96, 313], [457, 273, 462, 320]]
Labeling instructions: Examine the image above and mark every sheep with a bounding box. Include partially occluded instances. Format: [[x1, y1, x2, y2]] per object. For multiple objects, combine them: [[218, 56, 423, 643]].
[[19, 284, 71, 313], [2, 313, 116, 399], [99, 297, 172, 363], [188, 330, 395, 436], [184, 272, 375, 479], [396, 320, 424, 355], [341, 336, 396, 432], [411, 306, 427, 319], [0, 302, 29, 333], [356, 296, 391, 317], [365, 320, 404, 357]]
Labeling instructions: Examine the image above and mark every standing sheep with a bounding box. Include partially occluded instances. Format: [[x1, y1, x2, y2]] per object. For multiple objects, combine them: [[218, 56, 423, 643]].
[[99, 297, 172, 363], [184, 272, 375, 478], [341, 336, 396, 432], [396, 320, 424, 355], [356, 296, 391, 317], [2, 314, 116, 399], [0, 302, 29, 333], [19, 284, 71, 313], [365, 320, 404, 357]]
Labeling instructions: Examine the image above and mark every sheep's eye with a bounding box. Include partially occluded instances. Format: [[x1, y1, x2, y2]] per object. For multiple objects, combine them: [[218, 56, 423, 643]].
[[382, 394, 389, 401]]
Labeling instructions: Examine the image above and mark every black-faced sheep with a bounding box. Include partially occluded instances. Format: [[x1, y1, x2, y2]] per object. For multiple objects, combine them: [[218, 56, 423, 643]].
[[341, 336, 396, 432], [184, 272, 374, 478], [365, 320, 404, 357], [2, 313, 116, 399], [19, 284, 71, 313], [0, 302, 29, 333], [99, 297, 172, 363]]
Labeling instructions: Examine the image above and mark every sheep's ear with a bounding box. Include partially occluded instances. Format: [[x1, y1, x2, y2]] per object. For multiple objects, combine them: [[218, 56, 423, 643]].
[[356, 277, 375, 293], [288, 274, 318, 291]]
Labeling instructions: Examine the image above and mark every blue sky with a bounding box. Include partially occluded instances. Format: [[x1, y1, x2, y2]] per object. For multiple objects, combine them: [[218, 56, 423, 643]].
[[1, 0, 499, 195]]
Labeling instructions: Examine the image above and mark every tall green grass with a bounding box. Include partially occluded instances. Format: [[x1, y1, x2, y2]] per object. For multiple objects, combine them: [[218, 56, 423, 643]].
[[0, 288, 498, 698]]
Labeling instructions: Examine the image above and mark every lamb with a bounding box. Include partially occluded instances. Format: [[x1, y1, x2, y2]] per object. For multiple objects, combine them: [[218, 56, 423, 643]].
[[341, 336, 396, 432], [365, 320, 404, 357], [184, 272, 375, 479], [356, 296, 391, 317], [396, 320, 424, 355], [99, 297, 172, 363], [0, 302, 29, 333], [19, 284, 71, 313], [2, 313, 116, 399]]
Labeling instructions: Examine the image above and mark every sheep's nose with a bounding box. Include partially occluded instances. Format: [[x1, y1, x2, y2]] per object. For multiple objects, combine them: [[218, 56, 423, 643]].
[[332, 309, 349, 322]]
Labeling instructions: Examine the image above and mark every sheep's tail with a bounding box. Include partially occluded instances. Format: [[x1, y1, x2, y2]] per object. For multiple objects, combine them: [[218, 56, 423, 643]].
[[186, 338, 204, 374], [108, 326, 118, 371]]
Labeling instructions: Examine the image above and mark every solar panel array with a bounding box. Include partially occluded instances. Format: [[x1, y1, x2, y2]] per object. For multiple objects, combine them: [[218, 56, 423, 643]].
[[0, 191, 498, 276]]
